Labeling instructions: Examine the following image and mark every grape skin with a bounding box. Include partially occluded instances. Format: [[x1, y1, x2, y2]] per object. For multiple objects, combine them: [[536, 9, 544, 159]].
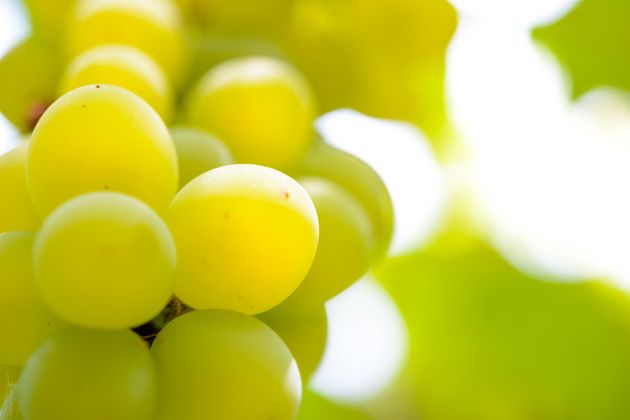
[[151, 310, 301, 420], [33, 192, 176, 330], [168, 164, 319, 314], [0, 145, 40, 234]]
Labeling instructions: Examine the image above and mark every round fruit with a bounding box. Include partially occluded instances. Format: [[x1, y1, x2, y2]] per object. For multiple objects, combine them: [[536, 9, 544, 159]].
[[0, 144, 40, 234]]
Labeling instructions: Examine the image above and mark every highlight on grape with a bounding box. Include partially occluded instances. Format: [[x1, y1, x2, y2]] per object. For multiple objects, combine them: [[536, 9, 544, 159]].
[[0, 0, 394, 418]]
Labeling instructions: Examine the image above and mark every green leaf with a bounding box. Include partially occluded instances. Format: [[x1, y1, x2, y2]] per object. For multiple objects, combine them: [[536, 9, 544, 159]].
[[534, 0, 630, 97]]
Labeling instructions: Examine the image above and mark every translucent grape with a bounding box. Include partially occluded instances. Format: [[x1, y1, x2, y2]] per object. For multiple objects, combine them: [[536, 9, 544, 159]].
[[17, 327, 156, 420], [286, 177, 374, 307], [185, 56, 316, 170], [65, 0, 187, 86], [151, 310, 301, 420], [259, 300, 327, 382], [294, 141, 393, 260], [27, 84, 178, 218], [0, 37, 61, 132], [0, 386, 22, 420], [168, 164, 318, 314], [171, 127, 233, 188], [33, 192, 176, 329], [24, 0, 76, 36], [59, 45, 173, 122], [0, 232, 61, 367], [0, 145, 40, 234]]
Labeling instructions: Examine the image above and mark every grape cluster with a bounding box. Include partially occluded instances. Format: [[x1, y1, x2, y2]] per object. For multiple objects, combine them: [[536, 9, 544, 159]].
[[0, 0, 393, 419]]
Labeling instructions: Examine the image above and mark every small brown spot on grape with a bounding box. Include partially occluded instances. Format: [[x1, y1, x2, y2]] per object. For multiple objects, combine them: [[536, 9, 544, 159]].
[[96, 84, 101, 88], [104, 185, 109, 190], [223, 212, 230, 219], [283, 191, 290, 200]]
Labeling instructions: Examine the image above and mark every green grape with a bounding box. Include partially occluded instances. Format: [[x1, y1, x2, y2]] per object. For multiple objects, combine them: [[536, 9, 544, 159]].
[[258, 300, 327, 382], [0, 232, 61, 367], [171, 127, 233, 188], [289, 177, 374, 307], [27, 84, 178, 218], [168, 164, 318, 314], [17, 327, 157, 420], [24, 0, 76, 36], [184, 56, 316, 171], [294, 141, 393, 260], [0, 145, 40, 234], [175, 0, 294, 35], [33, 192, 176, 330], [0, 36, 61, 132], [59, 45, 174, 122], [151, 310, 301, 420], [65, 0, 188, 86], [0, 366, 20, 407]]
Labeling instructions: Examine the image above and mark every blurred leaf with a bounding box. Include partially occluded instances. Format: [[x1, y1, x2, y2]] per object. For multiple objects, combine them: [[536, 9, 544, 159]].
[[535, 0, 630, 97], [283, 0, 457, 140], [377, 234, 630, 420], [298, 391, 372, 420]]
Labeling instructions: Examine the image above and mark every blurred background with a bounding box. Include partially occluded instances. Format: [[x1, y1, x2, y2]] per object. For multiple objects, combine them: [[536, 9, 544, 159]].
[[2, 0, 630, 418]]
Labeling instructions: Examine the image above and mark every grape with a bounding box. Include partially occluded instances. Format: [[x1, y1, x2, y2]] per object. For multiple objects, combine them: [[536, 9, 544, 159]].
[[24, 0, 76, 36], [0, 232, 61, 367], [65, 0, 187, 86], [0, 145, 40, 234], [16, 327, 157, 420], [175, 0, 294, 34], [171, 127, 233, 188], [33, 192, 176, 330], [59, 45, 174, 122], [294, 140, 393, 260], [168, 164, 318, 314], [258, 300, 327, 382], [0, 386, 22, 420], [26, 84, 178, 218], [184, 56, 316, 170], [151, 310, 301, 420], [296, 177, 374, 306], [0, 37, 61, 132]]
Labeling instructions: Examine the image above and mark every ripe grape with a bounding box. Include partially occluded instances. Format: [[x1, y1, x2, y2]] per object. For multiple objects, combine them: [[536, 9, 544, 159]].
[[287, 177, 374, 307], [33, 192, 176, 330], [16, 327, 157, 420], [168, 164, 318, 314], [65, 0, 187, 86], [0, 386, 22, 420], [294, 140, 393, 260], [27, 84, 178, 218], [59, 45, 174, 122], [24, 0, 76, 37], [151, 310, 301, 420], [0, 232, 61, 367], [171, 127, 233, 188], [184, 56, 316, 170], [0, 145, 40, 234], [259, 300, 327, 382], [0, 37, 61, 132]]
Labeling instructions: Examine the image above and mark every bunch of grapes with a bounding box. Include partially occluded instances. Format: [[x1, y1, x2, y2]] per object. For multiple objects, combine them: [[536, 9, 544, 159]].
[[0, 0, 394, 419]]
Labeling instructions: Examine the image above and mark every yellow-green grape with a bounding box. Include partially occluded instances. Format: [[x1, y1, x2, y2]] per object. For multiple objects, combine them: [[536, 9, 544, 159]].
[[59, 45, 174, 122], [0, 366, 20, 406], [175, 0, 294, 34], [290, 177, 374, 306], [27, 84, 178, 218], [168, 164, 318, 314], [17, 327, 157, 420], [0, 386, 23, 420], [185, 56, 316, 170], [295, 141, 393, 260], [151, 310, 301, 420], [0, 145, 40, 234], [0, 232, 61, 367], [171, 127, 233, 188], [0, 37, 61, 132], [258, 301, 327, 383], [66, 0, 187, 86], [24, 0, 76, 37], [33, 192, 176, 330]]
